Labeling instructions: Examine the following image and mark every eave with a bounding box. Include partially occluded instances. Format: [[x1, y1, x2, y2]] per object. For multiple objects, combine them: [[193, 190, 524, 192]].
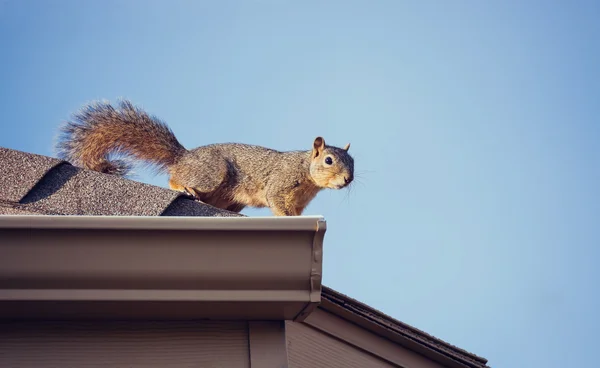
[[312, 287, 490, 368], [0, 215, 326, 322]]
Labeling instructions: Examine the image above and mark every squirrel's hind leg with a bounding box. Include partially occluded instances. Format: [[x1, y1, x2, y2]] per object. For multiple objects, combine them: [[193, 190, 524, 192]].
[[169, 151, 228, 194], [168, 179, 201, 199]]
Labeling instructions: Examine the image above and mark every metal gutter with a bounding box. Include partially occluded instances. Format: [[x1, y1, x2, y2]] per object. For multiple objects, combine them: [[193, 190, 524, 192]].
[[0, 215, 326, 322], [0, 215, 326, 231]]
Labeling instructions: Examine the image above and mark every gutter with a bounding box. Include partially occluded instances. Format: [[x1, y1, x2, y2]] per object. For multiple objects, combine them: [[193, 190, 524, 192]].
[[0, 215, 326, 322]]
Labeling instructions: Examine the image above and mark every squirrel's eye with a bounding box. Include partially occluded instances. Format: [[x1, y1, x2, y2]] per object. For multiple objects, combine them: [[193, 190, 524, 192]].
[[325, 157, 333, 165]]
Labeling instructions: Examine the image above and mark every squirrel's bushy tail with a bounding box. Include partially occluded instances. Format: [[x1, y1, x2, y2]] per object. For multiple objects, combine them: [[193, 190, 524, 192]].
[[56, 99, 186, 176]]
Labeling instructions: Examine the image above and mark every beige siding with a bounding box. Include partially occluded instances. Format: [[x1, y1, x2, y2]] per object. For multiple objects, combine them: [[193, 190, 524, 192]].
[[286, 322, 398, 368], [0, 321, 249, 368]]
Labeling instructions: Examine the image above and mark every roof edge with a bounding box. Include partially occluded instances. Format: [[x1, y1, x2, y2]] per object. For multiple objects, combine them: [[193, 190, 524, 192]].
[[0, 214, 325, 231], [0, 215, 326, 322], [320, 286, 489, 368]]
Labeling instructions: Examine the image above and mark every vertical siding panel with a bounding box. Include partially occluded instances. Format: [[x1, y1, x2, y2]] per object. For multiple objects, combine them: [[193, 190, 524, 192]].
[[248, 321, 289, 368], [0, 321, 250, 368]]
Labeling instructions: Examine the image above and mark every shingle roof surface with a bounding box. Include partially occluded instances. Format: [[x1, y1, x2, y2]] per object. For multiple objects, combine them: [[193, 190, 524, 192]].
[[0, 147, 241, 217], [0, 148, 64, 202]]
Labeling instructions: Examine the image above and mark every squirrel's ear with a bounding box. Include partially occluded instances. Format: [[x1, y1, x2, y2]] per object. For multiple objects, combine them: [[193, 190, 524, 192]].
[[343, 143, 350, 151], [312, 137, 325, 158]]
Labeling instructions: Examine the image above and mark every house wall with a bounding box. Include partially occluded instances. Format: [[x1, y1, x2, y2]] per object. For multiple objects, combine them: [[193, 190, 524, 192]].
[[1, 314, 455, 368], [0, 320, 250, 368]]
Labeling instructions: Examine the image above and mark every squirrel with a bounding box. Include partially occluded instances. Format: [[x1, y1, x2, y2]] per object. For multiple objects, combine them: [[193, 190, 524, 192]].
[[56, 99, 354, 216]]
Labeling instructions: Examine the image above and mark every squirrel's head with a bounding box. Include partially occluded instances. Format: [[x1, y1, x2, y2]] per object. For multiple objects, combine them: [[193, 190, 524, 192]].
[[309, 137, 354, 189]]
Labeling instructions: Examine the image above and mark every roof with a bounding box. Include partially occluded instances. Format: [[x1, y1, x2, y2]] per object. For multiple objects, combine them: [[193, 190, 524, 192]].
[[0, 147, 240, 217], [320, 287, 490, 368], [1, 146, 489, 367]]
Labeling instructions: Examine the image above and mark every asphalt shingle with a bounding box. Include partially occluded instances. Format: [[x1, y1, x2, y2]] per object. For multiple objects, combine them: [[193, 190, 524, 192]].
[[0, 148, 65, 202], [0, 146, 241, 217]]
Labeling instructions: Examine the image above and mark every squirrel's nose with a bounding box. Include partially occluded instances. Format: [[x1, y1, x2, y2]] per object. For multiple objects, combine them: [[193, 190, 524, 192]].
[[344, 176, 350, 184]]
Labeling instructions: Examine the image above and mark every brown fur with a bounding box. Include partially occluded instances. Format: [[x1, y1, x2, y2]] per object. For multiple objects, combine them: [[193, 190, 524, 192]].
[[57, 99, 354, 216]]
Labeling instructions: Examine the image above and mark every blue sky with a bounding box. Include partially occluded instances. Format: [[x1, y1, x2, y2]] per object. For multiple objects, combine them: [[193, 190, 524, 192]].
[[2, 1, 599, 366]]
